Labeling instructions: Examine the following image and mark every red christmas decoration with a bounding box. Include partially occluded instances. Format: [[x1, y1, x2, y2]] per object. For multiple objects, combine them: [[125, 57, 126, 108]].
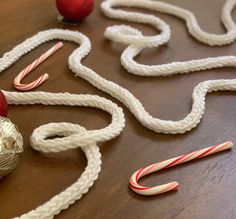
[[0, 91, 8, 117], [56, 0, 94, 22]]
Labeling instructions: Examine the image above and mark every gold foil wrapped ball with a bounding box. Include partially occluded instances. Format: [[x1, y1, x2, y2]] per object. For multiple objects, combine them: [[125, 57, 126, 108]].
[[0, 117, 23, 178]]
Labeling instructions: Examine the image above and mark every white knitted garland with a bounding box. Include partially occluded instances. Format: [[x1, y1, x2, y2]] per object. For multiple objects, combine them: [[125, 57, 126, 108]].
[[100, 0, 236, 134], [102, 0, 236, 46], [0, 30, 125, 219], [1, 0, 236, 217]]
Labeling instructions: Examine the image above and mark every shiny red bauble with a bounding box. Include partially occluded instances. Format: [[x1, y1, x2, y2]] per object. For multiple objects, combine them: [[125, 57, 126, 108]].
[[0, 91, 8, 117], [56, 0, 94, 22]]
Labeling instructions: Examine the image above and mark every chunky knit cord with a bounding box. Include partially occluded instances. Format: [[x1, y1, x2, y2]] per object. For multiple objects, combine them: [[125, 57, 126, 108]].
[[99, 0, 236, 133], [101, 0, 236, 46], [0, 29, 125, 219], [1, 0, 236, 214]]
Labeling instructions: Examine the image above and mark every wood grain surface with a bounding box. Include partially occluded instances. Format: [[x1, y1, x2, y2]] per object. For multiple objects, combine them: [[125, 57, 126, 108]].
[[0, 0, 235, 218]]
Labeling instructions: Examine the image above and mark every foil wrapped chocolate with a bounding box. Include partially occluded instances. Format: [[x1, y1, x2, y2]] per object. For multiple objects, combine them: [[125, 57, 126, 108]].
[[0, 117, 23, 178]]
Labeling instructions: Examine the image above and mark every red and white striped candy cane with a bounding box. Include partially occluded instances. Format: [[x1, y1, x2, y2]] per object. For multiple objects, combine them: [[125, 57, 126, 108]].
[[130, 141, 233, 196], [14, 41, 63, 91]]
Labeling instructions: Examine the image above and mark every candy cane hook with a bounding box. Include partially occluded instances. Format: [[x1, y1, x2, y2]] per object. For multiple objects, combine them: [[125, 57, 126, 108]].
[[14, 41, 63, 91], [130, 141, 233, 196]]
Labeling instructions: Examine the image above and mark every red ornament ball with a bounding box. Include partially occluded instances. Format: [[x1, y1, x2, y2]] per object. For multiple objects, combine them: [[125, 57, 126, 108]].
[[56, 0, 94, 22], [0, 91, 8, 117]]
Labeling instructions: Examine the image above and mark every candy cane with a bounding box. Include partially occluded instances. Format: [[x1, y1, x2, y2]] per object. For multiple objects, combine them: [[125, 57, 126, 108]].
[[14, 41, 63, 91], [130, 141, 233, 196]]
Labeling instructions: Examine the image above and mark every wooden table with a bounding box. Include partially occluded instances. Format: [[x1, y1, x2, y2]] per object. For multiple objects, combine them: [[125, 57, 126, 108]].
[[0, 0, 235, 218]]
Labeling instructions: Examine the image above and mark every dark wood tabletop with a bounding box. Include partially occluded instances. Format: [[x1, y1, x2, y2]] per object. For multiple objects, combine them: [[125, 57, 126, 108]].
[[0, 0, 235, 218]]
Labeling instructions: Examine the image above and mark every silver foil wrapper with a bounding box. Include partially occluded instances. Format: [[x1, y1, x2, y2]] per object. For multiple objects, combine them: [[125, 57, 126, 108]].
[[0, 117, 23, 178]]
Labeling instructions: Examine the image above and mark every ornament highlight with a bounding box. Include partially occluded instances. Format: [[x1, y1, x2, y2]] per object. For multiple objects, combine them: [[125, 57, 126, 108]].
[[0, 117, 23, 178], [56, 0, 94, 22]]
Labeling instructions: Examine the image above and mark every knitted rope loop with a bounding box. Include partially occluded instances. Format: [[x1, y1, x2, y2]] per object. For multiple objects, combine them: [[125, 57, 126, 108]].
[[0, 29, 125, 219], [99, 0, 236, 133], [2, 27, 236, 134], [1, 0, 236, 213], [102, 0, 236, 46], [2, 90, 125, 219]]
